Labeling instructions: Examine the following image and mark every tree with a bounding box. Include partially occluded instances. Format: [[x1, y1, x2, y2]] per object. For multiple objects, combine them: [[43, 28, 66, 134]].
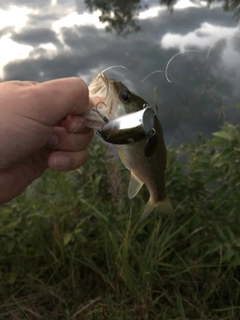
[[83, 0, 240, 36]]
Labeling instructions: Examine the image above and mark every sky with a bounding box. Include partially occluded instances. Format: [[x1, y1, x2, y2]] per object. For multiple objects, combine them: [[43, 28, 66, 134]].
[[0, 0, 239, 145]]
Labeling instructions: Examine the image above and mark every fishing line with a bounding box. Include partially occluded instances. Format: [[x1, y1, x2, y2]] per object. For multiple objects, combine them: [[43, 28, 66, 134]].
[[164, 50, 207, 146], [140, 70, 165, 83], [207, 38, 223, 58], [165, 50, 199, 83], [100, 65, 130, 74], [55, 50, 202, 153], [139, 50, 200, 85]]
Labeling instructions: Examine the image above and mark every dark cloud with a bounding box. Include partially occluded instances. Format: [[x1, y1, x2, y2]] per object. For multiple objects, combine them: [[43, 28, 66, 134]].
[[75, 0, 89, 12], [3, 26, 128, 82], [2, 1, 240, 145], [232, 33, 240, 52], [27, 12, 62, 25], [11, 28, 59, 46]]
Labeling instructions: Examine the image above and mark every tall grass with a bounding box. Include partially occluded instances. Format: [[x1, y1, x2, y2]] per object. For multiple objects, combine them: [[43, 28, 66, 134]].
[[0, 123, 240, 319]]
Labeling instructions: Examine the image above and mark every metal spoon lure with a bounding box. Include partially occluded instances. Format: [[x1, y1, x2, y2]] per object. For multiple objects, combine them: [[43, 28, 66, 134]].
[[97, 105, 155, 145]]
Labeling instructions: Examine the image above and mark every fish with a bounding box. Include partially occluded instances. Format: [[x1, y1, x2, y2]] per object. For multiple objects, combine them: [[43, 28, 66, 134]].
[[84, 72, 173, 222]]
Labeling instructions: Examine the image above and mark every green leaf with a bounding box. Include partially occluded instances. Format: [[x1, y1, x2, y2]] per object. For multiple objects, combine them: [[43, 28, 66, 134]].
[[215, 226, 226, 241], [213, 131, 232, 141], [210, 153, 220, 163], [74, 233, 87, 243], [6, 220, 19, 229], [222, 248, 236, 262], [63, 233, 72, 246], [205, 241, 221, 255], [6, 272, 17, 284], [226, 227, 235, 242], [80, 199, 108, 222], [233, 257, 240, 267], [0, 208, 12, 220], [6, 240, 15, 253]]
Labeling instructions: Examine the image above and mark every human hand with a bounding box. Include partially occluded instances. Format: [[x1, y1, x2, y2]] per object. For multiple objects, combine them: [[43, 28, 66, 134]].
[[0, 78, 94, 203]]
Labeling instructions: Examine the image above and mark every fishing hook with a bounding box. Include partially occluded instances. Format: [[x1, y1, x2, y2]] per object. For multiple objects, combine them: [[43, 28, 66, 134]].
[[90, 101, 109, 124]]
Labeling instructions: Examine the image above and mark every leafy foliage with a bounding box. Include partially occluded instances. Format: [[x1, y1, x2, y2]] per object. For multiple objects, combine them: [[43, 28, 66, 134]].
[[0, 123, 240, 319], [84, 0, 143, 35], [83, 0, 240, 36]]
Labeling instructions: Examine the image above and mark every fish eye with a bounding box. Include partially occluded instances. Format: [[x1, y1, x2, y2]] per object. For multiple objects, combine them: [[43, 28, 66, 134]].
[[120, 90, 130, 102]]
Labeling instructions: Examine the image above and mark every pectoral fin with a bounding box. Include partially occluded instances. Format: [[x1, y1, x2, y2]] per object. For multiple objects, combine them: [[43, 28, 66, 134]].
[[117, 148, 143, 199], [128, 171, 143, 199], [117, 148, 130, 170]]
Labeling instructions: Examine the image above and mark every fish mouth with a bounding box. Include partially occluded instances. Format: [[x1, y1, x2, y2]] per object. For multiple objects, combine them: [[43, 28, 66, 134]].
[[84, 72, 114, 129], [89, 72, 109, 98]]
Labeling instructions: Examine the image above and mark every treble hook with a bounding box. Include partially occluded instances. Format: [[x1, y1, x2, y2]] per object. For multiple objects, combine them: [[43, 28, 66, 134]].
[[90, 101, 109, 124]]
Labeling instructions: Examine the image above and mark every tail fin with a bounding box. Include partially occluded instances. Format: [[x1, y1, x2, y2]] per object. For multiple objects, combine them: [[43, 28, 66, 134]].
[[133, 197, 173, 232]]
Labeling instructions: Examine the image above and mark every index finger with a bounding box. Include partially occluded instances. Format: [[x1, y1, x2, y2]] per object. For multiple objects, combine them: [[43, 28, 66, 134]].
[[19, 77, 93, 126]]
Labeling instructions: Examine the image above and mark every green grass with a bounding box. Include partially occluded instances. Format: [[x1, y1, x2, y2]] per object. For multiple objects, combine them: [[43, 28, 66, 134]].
[[0, 123, 240, 319]]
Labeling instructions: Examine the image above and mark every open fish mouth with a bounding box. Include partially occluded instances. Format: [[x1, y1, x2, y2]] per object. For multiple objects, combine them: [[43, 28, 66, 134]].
[[88, 72, 109, 99], [83, 73, 113, 129]]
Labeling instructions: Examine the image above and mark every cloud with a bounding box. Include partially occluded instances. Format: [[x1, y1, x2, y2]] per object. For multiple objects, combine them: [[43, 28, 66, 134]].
[[52, 10, 106, 34], [1, 0, 240, 145], [11, 28, 59, 46], [0, 0, 50, 9], [161, 22, 239, 52], [0, 6, 34, 31], [0, 34, 33, 79], [138, 6, 164, 19]]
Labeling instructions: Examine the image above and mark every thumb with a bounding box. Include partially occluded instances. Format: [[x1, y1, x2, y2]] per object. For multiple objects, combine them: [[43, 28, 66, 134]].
[[19, 77, 93, 126]]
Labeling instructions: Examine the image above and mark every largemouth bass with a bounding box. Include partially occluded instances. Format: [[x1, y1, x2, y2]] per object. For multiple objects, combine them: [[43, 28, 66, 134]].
[[85, 72, 173, 222]]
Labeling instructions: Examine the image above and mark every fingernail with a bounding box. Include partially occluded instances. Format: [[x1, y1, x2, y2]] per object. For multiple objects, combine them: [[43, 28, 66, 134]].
[[48, 134, 59, 146], [54, 156, 70, 168]]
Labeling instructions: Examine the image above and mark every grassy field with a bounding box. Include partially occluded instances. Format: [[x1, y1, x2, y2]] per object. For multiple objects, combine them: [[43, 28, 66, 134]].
[[0, 122, 240, 319]]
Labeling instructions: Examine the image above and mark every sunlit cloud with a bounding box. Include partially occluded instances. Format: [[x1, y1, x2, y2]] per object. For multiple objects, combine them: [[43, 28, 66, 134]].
[[30, 43, 58, 60], [138, 0, 208, 20], [175, 0, 208, 9], [0, 34, 33, 78], [139, 6, 163, 20], [0, 4, 107, 79], [52, 10, 107, 33], [51, 9, 108, 49], [0, 6, 36, 32], [160, 21, 240, 98], [0, 6, 37, 78], [161, 22, 239, 52]]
